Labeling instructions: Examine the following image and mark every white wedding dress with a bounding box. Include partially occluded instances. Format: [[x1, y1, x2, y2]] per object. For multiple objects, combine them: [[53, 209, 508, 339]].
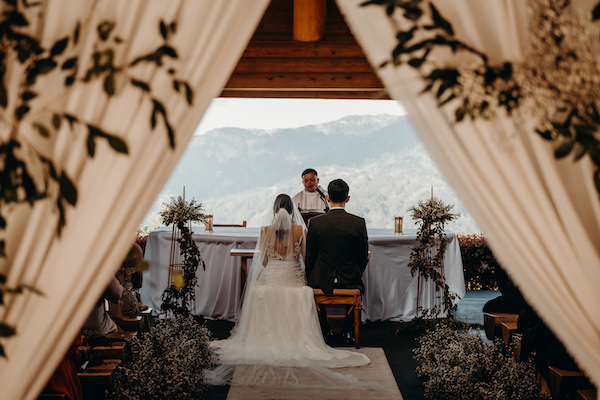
[[209, 207, 371, 388]]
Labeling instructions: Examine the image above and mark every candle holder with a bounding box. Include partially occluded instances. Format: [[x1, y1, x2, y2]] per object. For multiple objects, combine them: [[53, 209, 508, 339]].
[[394, 216, 403, 235], [205, 215, 213, 232]]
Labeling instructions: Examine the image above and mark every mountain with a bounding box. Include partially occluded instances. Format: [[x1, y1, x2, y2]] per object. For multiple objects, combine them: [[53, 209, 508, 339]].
[[144, 114, 481, 234]]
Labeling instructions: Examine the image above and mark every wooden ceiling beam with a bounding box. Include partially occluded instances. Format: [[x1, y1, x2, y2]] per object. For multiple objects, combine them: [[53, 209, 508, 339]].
[[233, 57, 374, 73], [220, 89, 390, 100], [293, 0, 326, 41], [241, 40, 366, 58], [225, 73, 384, 89]]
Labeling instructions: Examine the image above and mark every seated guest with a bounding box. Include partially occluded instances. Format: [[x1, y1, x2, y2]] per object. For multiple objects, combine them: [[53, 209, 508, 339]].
[[82, 274, 123, 334], [115, 242, 148, 316], [292, 168, 329, 214], [483, 266, 526, 314], [518, 304, 579, 383]]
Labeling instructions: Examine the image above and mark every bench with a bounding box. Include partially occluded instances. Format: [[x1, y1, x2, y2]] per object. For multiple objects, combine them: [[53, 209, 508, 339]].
[[548, 366, 593, 400], [313, 288, 361, 348], [577, 389, 597, 400], [483, 312, 519, 340], [78, 359, 120, 400], [501, 321, 518, 345]]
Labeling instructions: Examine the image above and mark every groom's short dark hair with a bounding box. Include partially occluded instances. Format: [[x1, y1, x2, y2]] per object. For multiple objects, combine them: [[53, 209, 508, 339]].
[[328, 179, 349, 203], [302, 168, 318, 177]]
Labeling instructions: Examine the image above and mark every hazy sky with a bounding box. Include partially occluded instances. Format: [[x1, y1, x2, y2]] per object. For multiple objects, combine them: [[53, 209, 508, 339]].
[[195, 98, 406, 134]]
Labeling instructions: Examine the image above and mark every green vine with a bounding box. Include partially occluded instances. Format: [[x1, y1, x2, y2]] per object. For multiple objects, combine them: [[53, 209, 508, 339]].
[[362, 0, 600, 197], [159, 196, 205, 318], [407, 196, 459, 317], [0, 0, 194, 357]]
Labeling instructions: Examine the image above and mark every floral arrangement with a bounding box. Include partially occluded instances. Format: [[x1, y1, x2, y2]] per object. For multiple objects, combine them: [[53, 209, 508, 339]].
[[414, 324, 549, 400], [107, 316, 214, 400], [159, 196, 206, 226], [408, 196, 459, 316], [363, 0, 600, 196], [159, 196, 205, 317]]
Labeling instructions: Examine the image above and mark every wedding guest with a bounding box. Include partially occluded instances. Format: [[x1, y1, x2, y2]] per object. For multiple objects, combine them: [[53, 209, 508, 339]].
[[292, 168, 329, 213], [115, 242, 148, 317], [482, 266, 526, 314], [82, 274, 122, 334], [305, 178, 369, 345]]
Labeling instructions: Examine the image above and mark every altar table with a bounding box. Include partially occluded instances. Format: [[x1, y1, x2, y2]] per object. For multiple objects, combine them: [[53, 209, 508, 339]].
[[140, 226, 466, 322]]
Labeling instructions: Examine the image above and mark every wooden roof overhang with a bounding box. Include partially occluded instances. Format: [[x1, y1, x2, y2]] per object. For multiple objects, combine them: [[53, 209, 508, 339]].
[[220, 0, 390, 100]]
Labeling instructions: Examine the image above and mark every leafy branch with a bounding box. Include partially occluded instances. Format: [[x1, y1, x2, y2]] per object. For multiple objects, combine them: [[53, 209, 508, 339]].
[[0, 0, 195, 357], [363, 0, 600, 196], [407, 196, 459, 317]]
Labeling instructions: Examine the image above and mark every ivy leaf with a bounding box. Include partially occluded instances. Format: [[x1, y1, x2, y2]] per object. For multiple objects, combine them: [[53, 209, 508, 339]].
[[65, 75, 75, 86], [0, 323, 16, 338], [439, 93, 456, 106], [0, 214, 4, 228], [404, 6, 423, 20], [34, 58, 58, 75], [0, 240, 4, 258], [106, 134, 128, 154], [3, 0, 17, 6], [430, 3, 453, 35], [173, 79, 180, 92], [594, 1, 600, 20], [455, 106, 466, 122], [0, 82, 6, 108], [87, 130, 96, 157], [15, 105, 30, 120], [166, 121, 175, 148], [130, 79, 150, 92], [160, 20, 168, 40], [21, 91, 36, 101], [103, 73, 115, 96], [408, 57, 425, 68], [183, 82, 193, 105], [59, 172, 77, 206], [64, 113, 77, 128], [74, 22, 81, 44], [170, 21, 176, 33], [52, 114, 61, 129], [536, 129, 554, 141], [61, 57, 77, 70], [114, 37, 123, 44], [50, 37, 68, 57], [56, 197, 65, 235], [32, 122, 50, 138], [573, 144, 587, 161], [7, 10, 28, 27], [554, 141, 574, 159]]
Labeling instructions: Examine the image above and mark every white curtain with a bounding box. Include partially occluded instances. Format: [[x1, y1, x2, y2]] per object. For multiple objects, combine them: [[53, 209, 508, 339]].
[[0, 1, 269, 399], [338, 0, 600, 389]]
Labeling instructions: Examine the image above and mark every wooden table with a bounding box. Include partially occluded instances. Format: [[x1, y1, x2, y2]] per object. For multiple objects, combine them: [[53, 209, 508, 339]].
[[229, 248, 256, 287]]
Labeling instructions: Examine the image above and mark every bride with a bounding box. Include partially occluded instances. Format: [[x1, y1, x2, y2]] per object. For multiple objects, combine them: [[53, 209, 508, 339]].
[[209, 194, 371, 387]]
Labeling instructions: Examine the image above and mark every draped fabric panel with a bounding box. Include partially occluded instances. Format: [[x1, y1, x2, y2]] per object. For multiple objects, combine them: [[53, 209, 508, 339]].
[[338, 0, 600, 388], [0, 2, 269, 399]]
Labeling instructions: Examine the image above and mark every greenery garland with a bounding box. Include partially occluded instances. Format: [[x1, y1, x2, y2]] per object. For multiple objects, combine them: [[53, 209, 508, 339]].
[[408, 196, 459, 316], [362, 0, 600, 198], [159, 196, 205, 317], [0, 0, 194, 357]]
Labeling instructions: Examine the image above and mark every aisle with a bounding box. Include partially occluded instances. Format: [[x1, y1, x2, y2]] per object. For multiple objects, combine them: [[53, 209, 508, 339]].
[[226, 348, 402, 400]]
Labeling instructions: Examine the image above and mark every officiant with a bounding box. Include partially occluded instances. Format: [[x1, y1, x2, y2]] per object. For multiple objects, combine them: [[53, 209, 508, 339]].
[[292, 168, 329, 219]]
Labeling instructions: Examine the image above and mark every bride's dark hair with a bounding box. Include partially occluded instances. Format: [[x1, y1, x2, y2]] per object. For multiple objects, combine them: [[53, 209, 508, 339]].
[[273, 193, 294, 215]]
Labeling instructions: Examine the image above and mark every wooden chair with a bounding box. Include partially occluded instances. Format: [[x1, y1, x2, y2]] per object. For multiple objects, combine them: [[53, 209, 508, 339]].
[[483, 312, 519, 340], [78, 359, 120, 400], [548, 366, 593, 400], [501, 321, 518, 345], [313, 288, 362, 348], [213, 221, 247, 227]]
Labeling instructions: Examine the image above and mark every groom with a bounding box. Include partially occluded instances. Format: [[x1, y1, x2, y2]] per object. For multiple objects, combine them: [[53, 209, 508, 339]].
[[305, 178, 369, 344]]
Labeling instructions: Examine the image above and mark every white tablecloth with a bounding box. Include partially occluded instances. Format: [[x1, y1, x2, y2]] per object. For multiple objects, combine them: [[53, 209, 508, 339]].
[[140, 226, 466, 322]]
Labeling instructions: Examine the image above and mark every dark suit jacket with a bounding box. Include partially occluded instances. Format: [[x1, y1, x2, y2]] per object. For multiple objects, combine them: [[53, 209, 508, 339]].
[[305, 209, 369, 294]]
